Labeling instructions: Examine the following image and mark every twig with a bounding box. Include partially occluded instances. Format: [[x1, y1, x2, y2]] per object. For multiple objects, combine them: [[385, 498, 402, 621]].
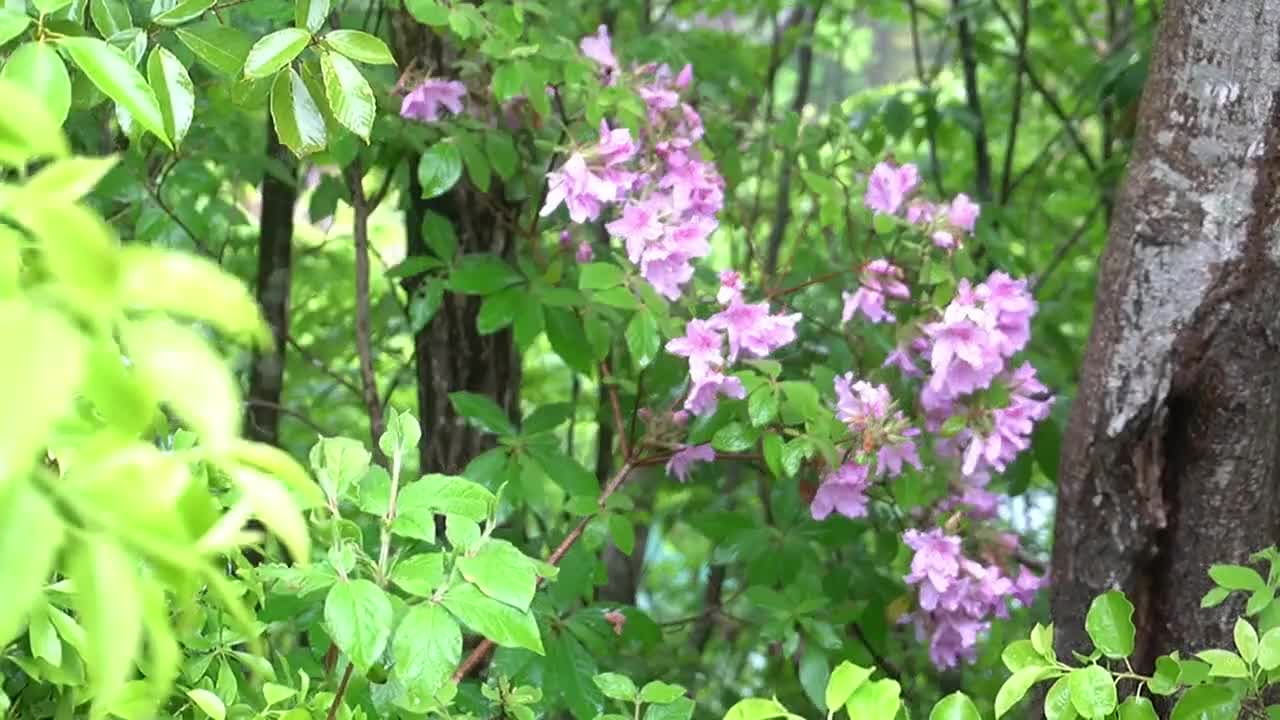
[[345, 158, 387, 459], [599, 361, 630, 460], [325, 663, 354, 720], [286, 335, 364, 400], [953, 0, 992, 202], [1031, 201, 1104, 295], [908, 0, 945, 195], [998, 0, 1030, 203], [451, 457, 665, 681], [244, 399, 330, 437]]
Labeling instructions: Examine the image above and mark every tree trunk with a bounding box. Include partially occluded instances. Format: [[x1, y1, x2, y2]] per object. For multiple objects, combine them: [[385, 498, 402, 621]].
[[1049, 0, 1280, 671], [245, 122, 297, 446], [391, 20, 522, 475]]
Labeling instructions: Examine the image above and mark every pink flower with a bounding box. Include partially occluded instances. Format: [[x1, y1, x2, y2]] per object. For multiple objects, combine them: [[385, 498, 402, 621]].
[[978, 271, 1035, 357], [400, 79, 466, 123], [810, 462, 871, 520], [906, 201, 936, 225], [904, 529, 963, 601], [864, 161, 919, 215], [683, 368, 745, 416], [559, 230, 574, 249], [665, 319, 723, 376], [541, 154, 621, 223], [717, 270, 742, 305], [878, 429, 922, 477], [609, 198, 665, 263], [666, 444, 715, 482], [1012, 566, 1046, 605], [676, 63, 693, 88], [580, 25, 618, 72], [594, 120, 637, 167], [709, 299, 800, 361], [947, 193, 981, 232], [575, 241, 594, 263], [833, 373, 891, 429], [884, 337, 927, 378], [841, 259, 911, 325], [932, 230, 957, 250]]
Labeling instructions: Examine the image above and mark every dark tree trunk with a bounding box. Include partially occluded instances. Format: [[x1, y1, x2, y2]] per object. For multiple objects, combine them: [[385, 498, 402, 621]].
[[245, 122, 297, 446], [1049, 0, 1280, 671], [392, 21, 521, 475]]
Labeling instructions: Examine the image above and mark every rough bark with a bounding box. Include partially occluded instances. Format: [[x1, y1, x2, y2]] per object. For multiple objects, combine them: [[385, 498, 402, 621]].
[[392, 21, 521, 475], [1049, 0, 1280, 671], [245, 122, 297, 446]]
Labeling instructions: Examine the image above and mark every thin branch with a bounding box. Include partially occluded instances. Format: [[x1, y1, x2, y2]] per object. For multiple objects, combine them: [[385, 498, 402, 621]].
[[244, 399, 329, 436], [286, 335, 364, 399], [997, 0, 1030, 203], [953, 0, 993, 202], [325, 663, 354, 720], [908, 0, 945, 195], [599, 361, 630, 460], [1031, 201, 1104, 295], [144, 173, 215, 259], [345, 158, 387, 460]]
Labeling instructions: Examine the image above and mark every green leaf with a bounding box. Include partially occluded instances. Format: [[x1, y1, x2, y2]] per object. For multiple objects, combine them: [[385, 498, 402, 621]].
[[824, 661, 872, 711], [526, 444, 599, 498], [230, 466, 310, 565], [0, 482, 64, 646], [402, 473, 496, 522], [1169, 685, 1240, 720], [59, 37, 168, 146], [0, 303, 84, 485], [1044, 676, 1077, 720], [293, 0, 327, 32], [391, 553, 445, 596], [379, 409, 422, 459], [1261, 628, 1280, 670], [748, 387, 779, 427], [418, 142, 463, 199], [2, 42, 71, 125], [324, 579, 392, 672], [779, 381, 821, 421], [458, 132, 491, 191], [1248, 586, 1274, 615], [458, 540, 538, 610], [321, 29, 394, 65], [522, 403, 573, 435], [174, 21, 251, 76], [626, 310, 660, 369], [608, 514, 634, 555], [1201, 586, 1231, 608], [1002, 639, 1044, 672], [1118, 697, 1157, 720], [0, 78, 68, 164], [393, 604, 460, 697], [544, 307, 593, 374], [71, 539, 142, 718], [1148, 654, 1182, 694], [592, 673, 637, 702], [844, 679, 901, 720], [724, 697, 801, 720], [1067, 666, 1116, 719], [1085, 591, 1135, 659], [310, 436, 370, 501], [547, 631, 603, 720], [421, 210, 456, 260], [152, 0, 215, 26], [27, 601, 61, 666], [244, 28, 310, 79], [146, 47, 193, 147], [996, 667, 1056, 719], [449, 254, 521, 294], [0, 11, 30, 46], [645, 698, 694, 720], [440, 582, 543, 654], [1209, 564, 1265, 591], [1196, 649, 1248, 678], [639, 681, 686, 705], [122, 317, 239, 449], [405, 0, 448, 25], [713, 422, 758, 453], [450, 392, 517, 437], [319, 50, 373, 141], [186, 690, 225, 720], [90, 0, 131, 38], [579, 262, 624, 290], [929, 693, 981, 720], [485, 131, 518, 180], [270, 67, 327, 157], [1235, 618, 1259, 665]]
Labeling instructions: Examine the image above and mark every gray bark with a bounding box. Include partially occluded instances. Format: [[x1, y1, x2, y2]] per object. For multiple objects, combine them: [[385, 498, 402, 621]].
[[1050, 0, 1280, 672]]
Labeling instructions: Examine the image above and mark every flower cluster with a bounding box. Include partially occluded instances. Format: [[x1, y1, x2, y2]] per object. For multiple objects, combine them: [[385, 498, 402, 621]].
[[400, 79, 467, 124], [865, 160, 981, 250], [902, 529, 1044, 668], [541, 27, 725, 300]]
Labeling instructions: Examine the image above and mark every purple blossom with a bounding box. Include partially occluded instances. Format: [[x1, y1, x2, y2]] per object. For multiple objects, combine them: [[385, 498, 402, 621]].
[[665, 319, 724, 376], [666, 444, 715, 482], [541, 154, 621, 223], [932, 230, 958, 250], [683, 368, 746, 416], [1012, 566, 1046, 605], [575, 242, 594, 263], [559, 230, 574, 249], [904, 529, 963, 603], [676, 63, 693, 88], [717, 270, 742, 305], [878, 429, 922, 477], [842, 259, 910, 325], [709, 299, 801, 361], [906, 200, 936, 225], [864, 161, 920, 215], [833, 373, 891, 429], [884, 337, 928, 378], [923, 288, 1003, 398], [979, 271, 1035, 357], [948, 193, 981, 232], [400, 79, 466, 123], [810, 462, 871, 520], [580, 25, 618, 73]]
